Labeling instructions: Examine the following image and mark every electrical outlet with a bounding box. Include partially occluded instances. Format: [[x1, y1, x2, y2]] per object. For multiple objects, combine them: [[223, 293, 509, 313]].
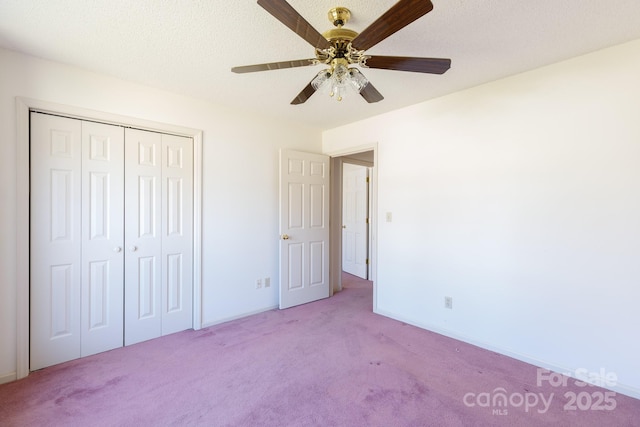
[[256, 279, 262, 289], [445, 296, 453, 309], [264, 277, 271, 288]]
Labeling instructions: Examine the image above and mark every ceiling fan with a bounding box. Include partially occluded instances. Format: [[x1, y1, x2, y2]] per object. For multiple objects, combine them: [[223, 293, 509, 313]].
[[231, 0, 451, 105]]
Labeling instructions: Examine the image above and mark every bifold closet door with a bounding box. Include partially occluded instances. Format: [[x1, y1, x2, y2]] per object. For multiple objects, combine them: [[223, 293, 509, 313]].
[[80, 121, 125, 357], [124, 128, 193, 345], [30, 113, 124, 370]]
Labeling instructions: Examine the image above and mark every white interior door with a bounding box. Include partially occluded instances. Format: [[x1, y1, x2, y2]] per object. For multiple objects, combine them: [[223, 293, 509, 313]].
[[279, 149, 330, 309], [342, 163, 368, 279], [31, 114, 125, 369], [160, 133, 193, 336], [30, 113, 194, 367], [124, 129, 193, 345], [30, 113, 83, 370], [124, 128, 163, 345], [80, 121, 125, 357]]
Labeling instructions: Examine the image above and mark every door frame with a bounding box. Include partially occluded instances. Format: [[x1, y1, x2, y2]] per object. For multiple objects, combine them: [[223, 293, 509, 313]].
[[15, 97, 203, 380], [328, 143, 378, 312]]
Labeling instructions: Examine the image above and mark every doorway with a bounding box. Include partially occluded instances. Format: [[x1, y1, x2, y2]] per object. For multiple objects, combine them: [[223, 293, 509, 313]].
[[329, 146, 377, 311], [341, 158, 372, 280]]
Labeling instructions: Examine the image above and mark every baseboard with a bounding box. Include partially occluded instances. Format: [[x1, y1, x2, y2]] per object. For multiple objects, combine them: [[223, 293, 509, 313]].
[[374, 308, 640, 400], [0, 371, 17, 385], [201, 305, 279, 329]]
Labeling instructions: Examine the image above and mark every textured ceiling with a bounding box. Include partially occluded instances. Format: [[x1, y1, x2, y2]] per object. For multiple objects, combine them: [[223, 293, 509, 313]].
[[1, 0, 640, 130]]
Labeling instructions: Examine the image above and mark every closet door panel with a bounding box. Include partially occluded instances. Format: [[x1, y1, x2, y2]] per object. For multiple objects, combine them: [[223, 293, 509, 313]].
[[124, 128, 162, 345], [31, 113, 195, 366], [161, 134, 193, 335], [81, 121, 124, 356], [30, 113, 83, 370]]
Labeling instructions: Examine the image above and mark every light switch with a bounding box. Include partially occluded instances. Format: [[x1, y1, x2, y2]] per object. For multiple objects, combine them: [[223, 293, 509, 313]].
[[386, 212, 392, 222]]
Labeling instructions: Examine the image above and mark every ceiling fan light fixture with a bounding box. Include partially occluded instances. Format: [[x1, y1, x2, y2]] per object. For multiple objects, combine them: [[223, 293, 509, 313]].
[[312, 59, 369, 102]]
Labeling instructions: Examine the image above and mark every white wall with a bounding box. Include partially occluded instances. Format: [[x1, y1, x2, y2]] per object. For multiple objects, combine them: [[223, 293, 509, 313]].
[[0, 48, 322, 382], [324, 39, 640, 398]]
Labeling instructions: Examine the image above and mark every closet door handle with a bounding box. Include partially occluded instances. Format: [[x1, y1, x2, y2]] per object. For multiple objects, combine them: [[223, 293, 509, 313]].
[[129, 245, 138, 252], [113, 246, 122, 253]]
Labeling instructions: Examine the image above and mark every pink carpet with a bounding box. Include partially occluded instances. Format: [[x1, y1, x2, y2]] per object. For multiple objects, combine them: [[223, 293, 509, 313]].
[[1, 273, 639, 426]]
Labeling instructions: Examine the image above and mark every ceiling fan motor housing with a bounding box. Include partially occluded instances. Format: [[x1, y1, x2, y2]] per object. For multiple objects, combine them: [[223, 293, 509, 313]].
[[318, 8, 369, 66]]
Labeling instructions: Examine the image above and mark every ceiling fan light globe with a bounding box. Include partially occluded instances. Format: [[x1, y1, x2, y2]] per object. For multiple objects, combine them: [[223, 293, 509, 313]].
[[348, 68, 369, 93], [333, 63, 349, 84], [311, 69, 331, 90]]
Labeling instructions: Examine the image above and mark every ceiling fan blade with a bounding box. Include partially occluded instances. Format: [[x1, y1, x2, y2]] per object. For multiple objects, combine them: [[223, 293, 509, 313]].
[[352, 0, 434, 51], [290, 81, 317, 105], [257, 0, 331, 50], [360, 82, 384, 103], [232, 59, 315, 74], [365, 56, 451, 74]]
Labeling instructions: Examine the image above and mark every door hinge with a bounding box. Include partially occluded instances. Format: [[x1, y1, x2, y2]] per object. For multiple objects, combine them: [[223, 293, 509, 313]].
[[366, 177, 370, 183], [366, 258, 369, 265], [366, 218, 369, 224]]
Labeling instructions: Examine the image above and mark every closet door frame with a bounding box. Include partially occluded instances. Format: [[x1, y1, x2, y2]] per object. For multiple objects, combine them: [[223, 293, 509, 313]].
[[15, 97, 203, 380]]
